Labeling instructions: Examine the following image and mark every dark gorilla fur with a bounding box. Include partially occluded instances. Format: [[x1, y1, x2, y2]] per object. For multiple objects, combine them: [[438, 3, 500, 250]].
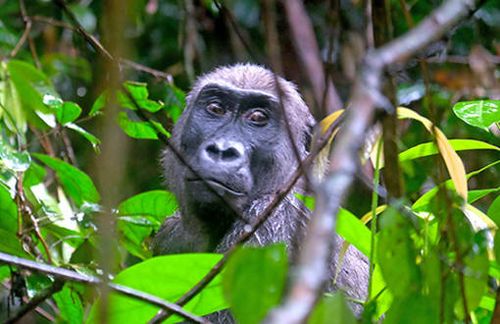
[[152, 64, 368, 317]]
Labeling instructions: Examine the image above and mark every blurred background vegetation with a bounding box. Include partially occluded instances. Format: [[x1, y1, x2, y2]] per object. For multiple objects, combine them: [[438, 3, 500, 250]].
[[0, 0, 499, 323]]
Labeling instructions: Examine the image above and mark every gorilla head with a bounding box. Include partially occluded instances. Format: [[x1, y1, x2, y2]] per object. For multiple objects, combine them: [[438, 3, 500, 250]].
[[159, 64, 315, 251]]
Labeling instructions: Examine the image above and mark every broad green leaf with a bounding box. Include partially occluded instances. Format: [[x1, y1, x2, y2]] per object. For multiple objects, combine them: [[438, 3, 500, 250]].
[[453, 100, 500, 132], [57, 102, 82, 125], [397, 139, 499, 165], [118, 111, 169, 139], [33, 153, 100, 207], [89, 91, 106, 116], [1, 61, 26, 134], [118, 190, 178, 222], [65, 123, 100, 151], [7, 60, 56, 114], [124, 81, 163, 113], [468, 188, 500, 204], [337, 208, 371, 256], [309, 293, 356, 324], [86, 254, 226, 323], [163, 84, 185, 123], [384, 292, 439, 324], [377, 207, 420, 297], [0, 184, 17, 232], [489, 196, 500, 225], [118, 190, 178, 259], [0, 147, 31, 172], [223, 244, 287, 324], [0, 228, 31, 258], [397, 107, 468, 200], [53, 284, 84, 324]]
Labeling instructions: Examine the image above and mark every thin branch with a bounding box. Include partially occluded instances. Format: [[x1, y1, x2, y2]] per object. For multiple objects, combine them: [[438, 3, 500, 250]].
[[265, 0, 482, 322], [5, 280, 63, 324], [0, 251, 208, 323], [213, 0, 259, 61]]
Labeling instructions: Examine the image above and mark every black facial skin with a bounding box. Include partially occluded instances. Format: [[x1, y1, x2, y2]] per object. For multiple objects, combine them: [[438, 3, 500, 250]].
[[181, 84, 285, 219]]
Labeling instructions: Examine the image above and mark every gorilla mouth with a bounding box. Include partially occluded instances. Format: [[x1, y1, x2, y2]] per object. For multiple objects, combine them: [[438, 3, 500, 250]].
[[187, 178, 246, 197]]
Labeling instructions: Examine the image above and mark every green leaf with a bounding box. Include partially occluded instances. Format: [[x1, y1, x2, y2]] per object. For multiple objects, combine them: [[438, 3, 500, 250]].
[[309, 293, 357, 324], [453, 100, 500, 132], [384, 292, 439, 324], [86, 254, 226, 323], [0, 228, 31, 258], [7, 60, 56, 115], [489, 196, 500, 225], [1, 61, 26, 134], [398, 139, 499, 164], [377, 207, 421, 297], [0, 147, 31, 172], [32, 153, 100, 207], [124, 81, 163, 113], [58, 102, 82, 125], [118, 111, 169, 139], [223, 244, 287, 324], [90, 91, 106, 116], [118, 190, 178, 222], [0, 184, 17, 232], [336, 208, 371, 256], [65, 123, 101, 151], [54, 284, 84, 324]]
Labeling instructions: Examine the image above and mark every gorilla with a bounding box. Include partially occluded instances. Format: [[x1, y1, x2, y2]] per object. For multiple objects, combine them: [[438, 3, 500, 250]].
[[151, 64, 368, 317]]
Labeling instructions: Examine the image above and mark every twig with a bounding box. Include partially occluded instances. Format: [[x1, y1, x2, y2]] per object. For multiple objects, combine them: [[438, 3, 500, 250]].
[[265, 0, 482, 322], [281, 0, 343, 116], [5, 280, 63, 324], [0, 251, 208, 323], [11, 0, 41, 68], [52, 0, 114, 62], [213, 0, 258, 61], [15, 173, 53, 264]]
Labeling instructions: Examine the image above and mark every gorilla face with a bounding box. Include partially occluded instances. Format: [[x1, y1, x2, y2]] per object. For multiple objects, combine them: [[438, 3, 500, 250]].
[[180, 84, 285, 210]]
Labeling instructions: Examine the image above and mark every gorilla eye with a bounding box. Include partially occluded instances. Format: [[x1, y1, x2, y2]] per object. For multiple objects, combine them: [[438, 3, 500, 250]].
[[206, 103, 225, 116], [247, 110, 269, 126]]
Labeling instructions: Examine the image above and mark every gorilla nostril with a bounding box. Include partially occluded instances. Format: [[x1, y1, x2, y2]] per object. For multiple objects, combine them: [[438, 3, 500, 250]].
[[206, 144, 220, 159], [221, 147, 240, 161]]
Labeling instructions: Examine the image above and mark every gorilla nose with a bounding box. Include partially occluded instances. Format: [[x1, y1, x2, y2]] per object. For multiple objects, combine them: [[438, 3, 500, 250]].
[[201, 139, 245, 166]]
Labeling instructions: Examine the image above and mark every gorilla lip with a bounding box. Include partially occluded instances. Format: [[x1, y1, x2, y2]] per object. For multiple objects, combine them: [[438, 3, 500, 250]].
[[187, 178, 245, 196]]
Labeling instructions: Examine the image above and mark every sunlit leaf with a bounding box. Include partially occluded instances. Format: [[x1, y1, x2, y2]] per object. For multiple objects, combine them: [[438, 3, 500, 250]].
[[53, 284, 84, 324], [33, 153, 100, 207], [0, 184, 17, 232], [223, 244, 287, 324], [65, 123, 100, 151], [118, 111, 169, 139], [86, 254, 226, 323], [453, 100, 500, 132], [396, 139, 499, 165], [309, 293, 356, 324]]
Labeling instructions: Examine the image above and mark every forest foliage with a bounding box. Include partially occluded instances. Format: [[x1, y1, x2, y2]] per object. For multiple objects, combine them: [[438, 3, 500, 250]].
[[0, 0, 499, 323]]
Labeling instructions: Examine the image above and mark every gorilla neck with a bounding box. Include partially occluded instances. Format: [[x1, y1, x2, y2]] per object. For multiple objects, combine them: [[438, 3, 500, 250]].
[[184, 200, 240, 251]]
